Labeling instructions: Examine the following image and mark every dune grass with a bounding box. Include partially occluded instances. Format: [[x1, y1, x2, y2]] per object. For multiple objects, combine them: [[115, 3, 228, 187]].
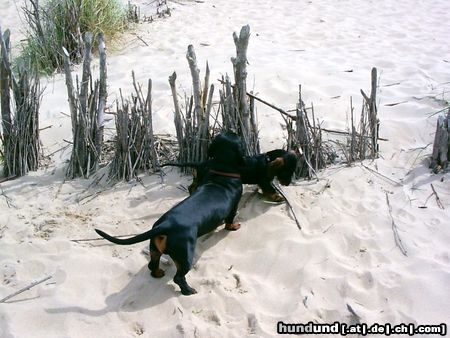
[[16, 0, 130, 75]]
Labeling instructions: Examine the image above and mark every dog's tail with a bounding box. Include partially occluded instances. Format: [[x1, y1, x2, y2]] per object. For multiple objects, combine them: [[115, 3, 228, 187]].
[[160, 161, 202, 168], [95, 224, 167, 245]]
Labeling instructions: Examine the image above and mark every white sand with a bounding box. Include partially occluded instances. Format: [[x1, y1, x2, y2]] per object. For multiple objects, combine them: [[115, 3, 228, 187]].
[[1, 0, 450, 337]]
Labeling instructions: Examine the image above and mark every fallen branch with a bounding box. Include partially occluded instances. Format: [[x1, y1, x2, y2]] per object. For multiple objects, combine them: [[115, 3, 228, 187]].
[[385, 192, 407, 256], [0, 187, 15, 208], [0, 176, 17, 184], [273, 183, 301, 230], [360, 163, 402, 186], [319, 127, 388, 142], [218, 78, 294, 120], [430, 183, 445, 210], [0, 275, 52, 303]]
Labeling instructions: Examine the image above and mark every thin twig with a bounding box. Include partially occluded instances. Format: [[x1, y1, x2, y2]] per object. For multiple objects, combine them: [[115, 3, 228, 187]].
[[273, 183, 301, 230], [0, 187, 15, 208], [385, 192, 408, 256], [430, 184, 445, 209], [0, 176, 17, 184], [0, 275, 52, 303], [360, 163, 402, 186]]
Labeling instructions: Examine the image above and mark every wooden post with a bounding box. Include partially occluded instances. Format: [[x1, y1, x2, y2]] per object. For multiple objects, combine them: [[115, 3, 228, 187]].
[[202, 61, 210, 111], [201, 83, 214, 159], [146, 78, 158, 170], [96, 32, 107, 162], [186, 45, 202, 124], [0, 28, 12, 175], [369, 67, 378, 158], [430, 112, 449, 172], [79, 33, 93, 117], [62, 47, 77, 137], [231, 25, 252, 152], [169, 72, 185, 163]]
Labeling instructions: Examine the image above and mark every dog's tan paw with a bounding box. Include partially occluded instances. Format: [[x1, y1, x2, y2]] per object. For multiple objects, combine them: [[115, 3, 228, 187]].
[[225, 222, 241, 231]]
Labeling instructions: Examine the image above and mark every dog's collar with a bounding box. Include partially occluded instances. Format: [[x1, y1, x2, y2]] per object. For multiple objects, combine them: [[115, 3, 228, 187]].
[[209, 169, 241, 178]]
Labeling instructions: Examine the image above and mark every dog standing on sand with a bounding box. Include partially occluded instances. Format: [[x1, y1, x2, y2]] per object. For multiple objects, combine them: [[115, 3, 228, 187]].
[[95, 132, 245, 295]]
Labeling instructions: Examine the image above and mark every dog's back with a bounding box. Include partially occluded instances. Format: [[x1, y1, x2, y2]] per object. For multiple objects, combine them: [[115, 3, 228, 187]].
[[95, 131, 245, 295]]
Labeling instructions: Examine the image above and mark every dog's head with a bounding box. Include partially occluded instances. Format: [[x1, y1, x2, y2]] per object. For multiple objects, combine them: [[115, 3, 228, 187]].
[[267, 149, 298, 186], [207, 131, 245, 171]]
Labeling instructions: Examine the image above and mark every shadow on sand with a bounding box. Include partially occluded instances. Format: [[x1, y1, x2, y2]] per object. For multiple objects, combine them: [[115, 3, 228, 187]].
[[45, 228, 232, 316]]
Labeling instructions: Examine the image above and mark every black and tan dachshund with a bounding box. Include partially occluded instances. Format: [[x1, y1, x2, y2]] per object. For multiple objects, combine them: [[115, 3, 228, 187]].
[[95, 132, 245, 295], [163, 149, 298, 202]]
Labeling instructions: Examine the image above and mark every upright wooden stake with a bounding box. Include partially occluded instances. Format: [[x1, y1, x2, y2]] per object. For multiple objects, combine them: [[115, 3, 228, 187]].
[[79, 33, 93, 117], [369, 67, 378, 158], [0, 28, 12, 175], [96, 32, 107, 162], [169, 72, 184, 163], [146, 78, 158, 170], [231, 25, 252, 153], [186, 45, 202, 124]]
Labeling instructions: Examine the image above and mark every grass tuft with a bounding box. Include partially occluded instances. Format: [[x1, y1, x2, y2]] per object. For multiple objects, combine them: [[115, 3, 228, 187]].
[[16, 0, 130, 75]]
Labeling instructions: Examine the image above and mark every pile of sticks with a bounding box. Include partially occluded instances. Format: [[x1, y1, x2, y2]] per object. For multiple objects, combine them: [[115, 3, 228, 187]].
[[220, 25, 260, 156], [285, 85, 334, 178], [348, 67, 380, 162], [169, 45, 214, 172], [430, 107, 449, 173], [1, 27, 41, 177], [108, 72, 158, 181], [63, 32, 106, 179], [283, 68, 380, 178]]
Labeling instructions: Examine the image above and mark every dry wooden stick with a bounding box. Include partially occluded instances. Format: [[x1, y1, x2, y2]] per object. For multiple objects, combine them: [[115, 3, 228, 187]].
[[0, 275, 52, 303], [273, 183, 301, 230], [218, 78, 295, 120], [96, 32, 107, 163], [385, 192, 407, 257], [360, 163, 402, 186], [0, 187, 15, 208], [0, 176, 17, 184], [430, 184, 445, 209]]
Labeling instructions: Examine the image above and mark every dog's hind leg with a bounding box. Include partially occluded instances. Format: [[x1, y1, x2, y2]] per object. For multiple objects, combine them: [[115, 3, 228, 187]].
[[173, 261, 197, 295], [148, 237, 166, 278]]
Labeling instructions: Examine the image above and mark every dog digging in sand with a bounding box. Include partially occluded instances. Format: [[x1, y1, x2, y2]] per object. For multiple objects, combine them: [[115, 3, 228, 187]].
[[162, 149, 298, 202], [95, 132, 245, 295]]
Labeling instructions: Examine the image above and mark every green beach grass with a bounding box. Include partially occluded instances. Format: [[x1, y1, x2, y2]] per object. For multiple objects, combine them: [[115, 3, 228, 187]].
[[16, 0, 130, 74]]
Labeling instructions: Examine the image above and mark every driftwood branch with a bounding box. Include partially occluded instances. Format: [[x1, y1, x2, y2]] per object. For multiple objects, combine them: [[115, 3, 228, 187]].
[[430, 110, 449, 173], [96, 32, 107, 163], [232, 25, 251, 142], [186, 45, 202, 127], [0, 275, 52, 303], [0, 27, 12, 139], [273, 183, 302, 230], [218, 78, 389, 142], [360, 163, 402, 186], [385, 192, 407, 256], [430, 183, 444, 209]]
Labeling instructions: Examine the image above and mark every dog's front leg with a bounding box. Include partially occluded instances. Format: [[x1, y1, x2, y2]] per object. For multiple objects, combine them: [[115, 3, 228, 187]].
[[260, 181, 284, 202], [224, 192, 242, 231], [173, 262, 197, 295]]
